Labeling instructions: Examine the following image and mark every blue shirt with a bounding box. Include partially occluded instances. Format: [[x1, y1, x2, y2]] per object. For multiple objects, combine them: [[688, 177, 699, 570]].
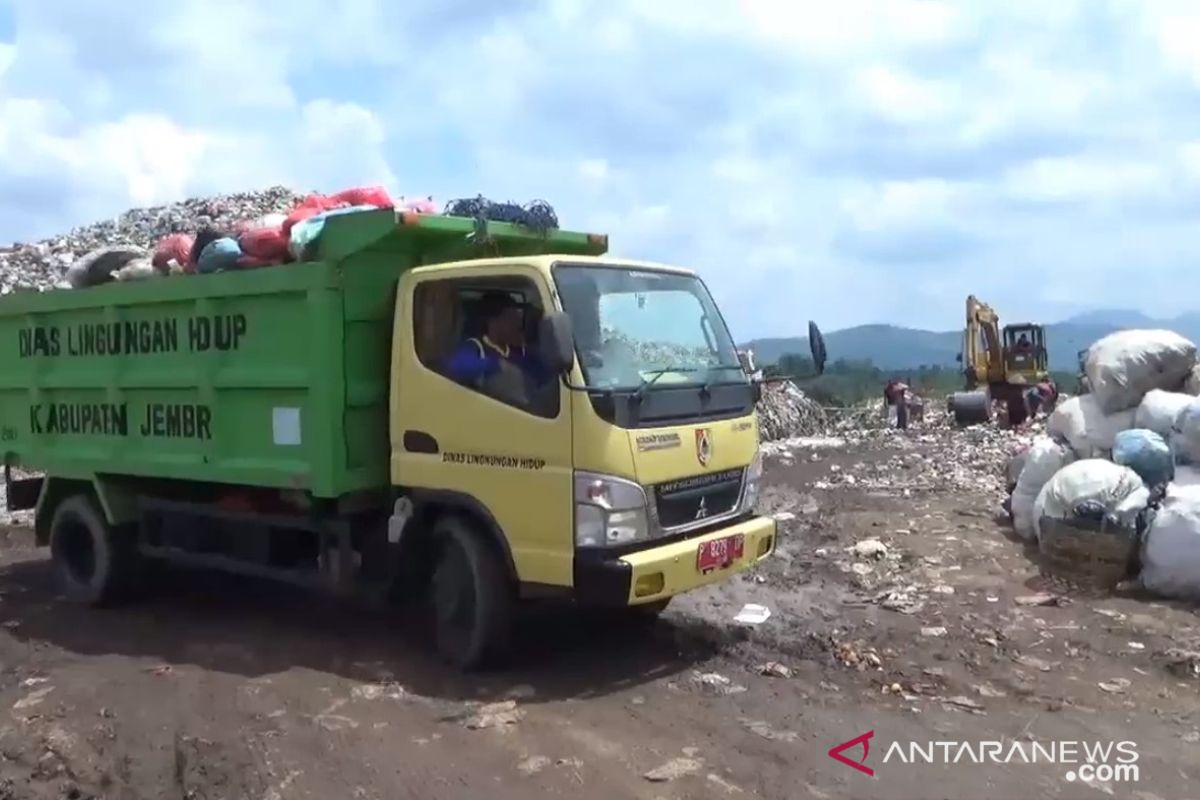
[[445, 337, 549, 387]]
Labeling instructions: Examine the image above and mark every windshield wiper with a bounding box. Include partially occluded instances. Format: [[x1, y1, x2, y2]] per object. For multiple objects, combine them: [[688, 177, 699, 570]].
[[631, 366, 700, 403], [700, 365, 749, 398]]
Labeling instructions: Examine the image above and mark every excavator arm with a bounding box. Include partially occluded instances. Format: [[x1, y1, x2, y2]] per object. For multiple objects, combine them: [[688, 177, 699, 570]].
[[963, 294, 1005, 387]]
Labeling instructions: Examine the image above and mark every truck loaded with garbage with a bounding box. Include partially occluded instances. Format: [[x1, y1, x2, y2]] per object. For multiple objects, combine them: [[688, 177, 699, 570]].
[[1004, 328, 1200, 598], [0, 187, 775, 668]]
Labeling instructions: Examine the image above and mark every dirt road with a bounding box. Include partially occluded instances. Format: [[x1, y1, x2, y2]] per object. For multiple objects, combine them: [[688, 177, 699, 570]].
[[2, 430, 1198, 799]]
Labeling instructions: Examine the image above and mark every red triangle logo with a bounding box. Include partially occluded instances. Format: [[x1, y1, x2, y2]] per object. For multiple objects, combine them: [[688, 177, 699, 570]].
[[827, 730, 875, 777]]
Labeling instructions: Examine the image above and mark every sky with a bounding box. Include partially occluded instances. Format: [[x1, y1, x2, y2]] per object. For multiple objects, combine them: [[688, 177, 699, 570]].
[[1, 0, 1200, 339]]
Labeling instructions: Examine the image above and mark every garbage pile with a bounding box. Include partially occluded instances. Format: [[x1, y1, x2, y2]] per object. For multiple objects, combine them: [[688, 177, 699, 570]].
[[1, 188, 565, 292], [757, 380, 828, 442], [1004, 329, 1200, 598], [0, 187, 305, 293]]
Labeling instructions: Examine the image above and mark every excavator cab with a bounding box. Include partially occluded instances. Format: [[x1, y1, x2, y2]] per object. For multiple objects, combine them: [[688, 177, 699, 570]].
[[1003, 323, 1047, 379]]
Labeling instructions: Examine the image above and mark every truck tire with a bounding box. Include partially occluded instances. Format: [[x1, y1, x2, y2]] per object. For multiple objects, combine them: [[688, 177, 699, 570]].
[[430, 517, 512, 669], [48, 495, 141, 606], [950, 390, 991, 427]]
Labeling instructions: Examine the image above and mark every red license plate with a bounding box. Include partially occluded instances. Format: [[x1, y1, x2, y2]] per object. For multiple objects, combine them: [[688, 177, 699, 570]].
[[696, 534, 745, 573]]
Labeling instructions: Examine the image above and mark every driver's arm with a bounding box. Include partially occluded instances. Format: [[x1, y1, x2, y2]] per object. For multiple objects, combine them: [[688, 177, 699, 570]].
[[445, 340, 496, 386]]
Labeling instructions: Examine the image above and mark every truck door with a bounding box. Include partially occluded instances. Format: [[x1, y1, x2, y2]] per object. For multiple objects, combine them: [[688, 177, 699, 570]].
[[390, 266, 574, 587]]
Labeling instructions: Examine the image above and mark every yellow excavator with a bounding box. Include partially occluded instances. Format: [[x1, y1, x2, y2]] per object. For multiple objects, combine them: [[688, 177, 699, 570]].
[[949, 295, 1052, 426]]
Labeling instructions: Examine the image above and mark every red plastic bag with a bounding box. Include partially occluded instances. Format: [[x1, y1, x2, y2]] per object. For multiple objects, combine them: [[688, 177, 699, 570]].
[[283, 194, 346, 233], [152, 233, 195, 273], [238, 227, 290, 261], [331, 185, 394, 208], [235, 256, 282, 269]]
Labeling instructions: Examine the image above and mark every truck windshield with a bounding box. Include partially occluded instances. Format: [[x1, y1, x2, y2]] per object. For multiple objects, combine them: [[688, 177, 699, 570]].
[[553, 263, 745, 392]]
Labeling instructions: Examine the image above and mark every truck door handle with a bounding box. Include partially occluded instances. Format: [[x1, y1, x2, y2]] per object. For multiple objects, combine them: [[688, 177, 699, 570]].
[[403, 431, 439, 454]]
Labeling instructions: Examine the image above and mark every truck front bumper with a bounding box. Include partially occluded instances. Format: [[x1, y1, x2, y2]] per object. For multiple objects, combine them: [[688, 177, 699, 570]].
[[573, 515, 777, 607]]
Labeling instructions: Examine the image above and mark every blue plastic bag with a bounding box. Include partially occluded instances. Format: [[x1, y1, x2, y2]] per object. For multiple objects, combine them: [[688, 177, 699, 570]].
[[196, 237, 242, 274], [1113, 428, 1174, 487]]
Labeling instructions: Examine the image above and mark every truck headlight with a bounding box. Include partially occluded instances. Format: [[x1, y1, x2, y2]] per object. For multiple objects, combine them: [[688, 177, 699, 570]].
[[574, 472, 651, 548], [741, 448, 764, 512]]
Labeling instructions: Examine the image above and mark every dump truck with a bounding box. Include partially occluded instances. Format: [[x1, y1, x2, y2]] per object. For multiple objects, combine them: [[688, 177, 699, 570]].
[[0, 209, 775, 667]]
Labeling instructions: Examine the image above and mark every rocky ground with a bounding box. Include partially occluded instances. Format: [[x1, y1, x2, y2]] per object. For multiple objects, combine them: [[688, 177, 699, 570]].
[[2, 411, 1198, 799]]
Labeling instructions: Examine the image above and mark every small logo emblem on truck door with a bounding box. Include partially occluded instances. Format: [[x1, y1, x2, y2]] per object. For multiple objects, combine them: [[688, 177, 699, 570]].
[[695, 428, 712, 467]]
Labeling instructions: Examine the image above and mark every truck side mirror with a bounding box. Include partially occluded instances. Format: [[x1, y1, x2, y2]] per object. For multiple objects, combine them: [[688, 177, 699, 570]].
[[538, 312, 576, 374]]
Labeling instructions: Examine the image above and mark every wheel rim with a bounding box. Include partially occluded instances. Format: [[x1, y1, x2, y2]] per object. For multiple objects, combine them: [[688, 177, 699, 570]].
[[57, 517, 96, 585], [433, 541, 476, 657]]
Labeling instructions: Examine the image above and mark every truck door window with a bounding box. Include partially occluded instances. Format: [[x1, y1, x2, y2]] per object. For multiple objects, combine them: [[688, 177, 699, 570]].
[[413, 277, 560, 419]]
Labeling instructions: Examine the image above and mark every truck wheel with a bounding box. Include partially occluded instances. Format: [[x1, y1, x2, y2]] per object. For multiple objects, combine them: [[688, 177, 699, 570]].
[[430, 518, 512, 669], [950, 391, 991, 427], [48, 495, 141, 606]]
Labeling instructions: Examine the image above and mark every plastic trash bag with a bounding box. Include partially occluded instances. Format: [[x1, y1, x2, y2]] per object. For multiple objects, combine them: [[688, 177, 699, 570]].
[[330, 185, 394, 208], [1113, 428, 1174, 487], [283, 194, 348, 233], [287, 204, 378, 261], [289, 217, 324, 261], [190, 227, 233, 267], [1134, 389, 1194, 439], [1173, 399, 1200, 465], [152, 233, 195, 274], [196, 237, 242, 274], [1185, 365, 1200, 396], [1006, 445, 1032, 494], [113, 258, 157, 282], [1176, 465, 1200, 487], [238, 227, 290, 262], [235, 255, 278, 269], [65, 246, 147, 288], [1084, 329, 1197, 413], [1012, 437, 1076, 541], [1033, 459, 1148, 542], [1047, 394, 1136, 458], [1140, 485, 1200, 599]]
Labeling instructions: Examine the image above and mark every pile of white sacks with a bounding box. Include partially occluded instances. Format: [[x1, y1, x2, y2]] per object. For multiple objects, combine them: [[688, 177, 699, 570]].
[[1008, 329, 1200, 599]]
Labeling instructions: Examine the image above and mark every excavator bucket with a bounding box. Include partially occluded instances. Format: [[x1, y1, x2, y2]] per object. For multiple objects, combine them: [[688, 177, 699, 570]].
[[809, 320, 827, 375]]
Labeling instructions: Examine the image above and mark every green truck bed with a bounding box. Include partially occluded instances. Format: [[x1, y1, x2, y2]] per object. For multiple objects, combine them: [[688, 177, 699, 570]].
[[0, 209, 606, 497]]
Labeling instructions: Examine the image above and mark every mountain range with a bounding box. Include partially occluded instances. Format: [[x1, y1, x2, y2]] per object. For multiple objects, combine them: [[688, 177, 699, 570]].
[[743, 310, 1200, 372]]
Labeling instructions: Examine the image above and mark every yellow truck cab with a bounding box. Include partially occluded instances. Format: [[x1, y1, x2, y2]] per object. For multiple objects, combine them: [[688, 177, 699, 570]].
[[0, 211, 775, 668]]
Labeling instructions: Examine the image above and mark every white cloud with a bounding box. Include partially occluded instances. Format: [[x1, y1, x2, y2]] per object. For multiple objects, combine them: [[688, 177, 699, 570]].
[[851, 66, 955, 126], [839, 179, 969, 232], [1, 0, 1199, 336], [1003, 156, 1164, 204]]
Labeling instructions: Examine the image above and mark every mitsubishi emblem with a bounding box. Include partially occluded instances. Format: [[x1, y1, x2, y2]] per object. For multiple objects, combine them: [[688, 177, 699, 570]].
[[695, 496, 709, 520]]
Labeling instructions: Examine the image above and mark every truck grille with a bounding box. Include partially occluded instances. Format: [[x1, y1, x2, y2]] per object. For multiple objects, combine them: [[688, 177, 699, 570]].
[[653, 468, 744, 530]]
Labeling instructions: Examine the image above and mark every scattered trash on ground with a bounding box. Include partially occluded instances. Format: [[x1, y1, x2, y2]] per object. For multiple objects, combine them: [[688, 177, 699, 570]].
[[733, 604, 772, 625], [644, 756, 703, 782], [692, 672, 747, 696], [464, 700, 524, 730], [757, 662, 792, 678]]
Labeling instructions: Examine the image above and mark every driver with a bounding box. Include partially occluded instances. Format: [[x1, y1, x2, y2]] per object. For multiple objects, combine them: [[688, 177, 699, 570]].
[[445, 292, 549, 402]]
